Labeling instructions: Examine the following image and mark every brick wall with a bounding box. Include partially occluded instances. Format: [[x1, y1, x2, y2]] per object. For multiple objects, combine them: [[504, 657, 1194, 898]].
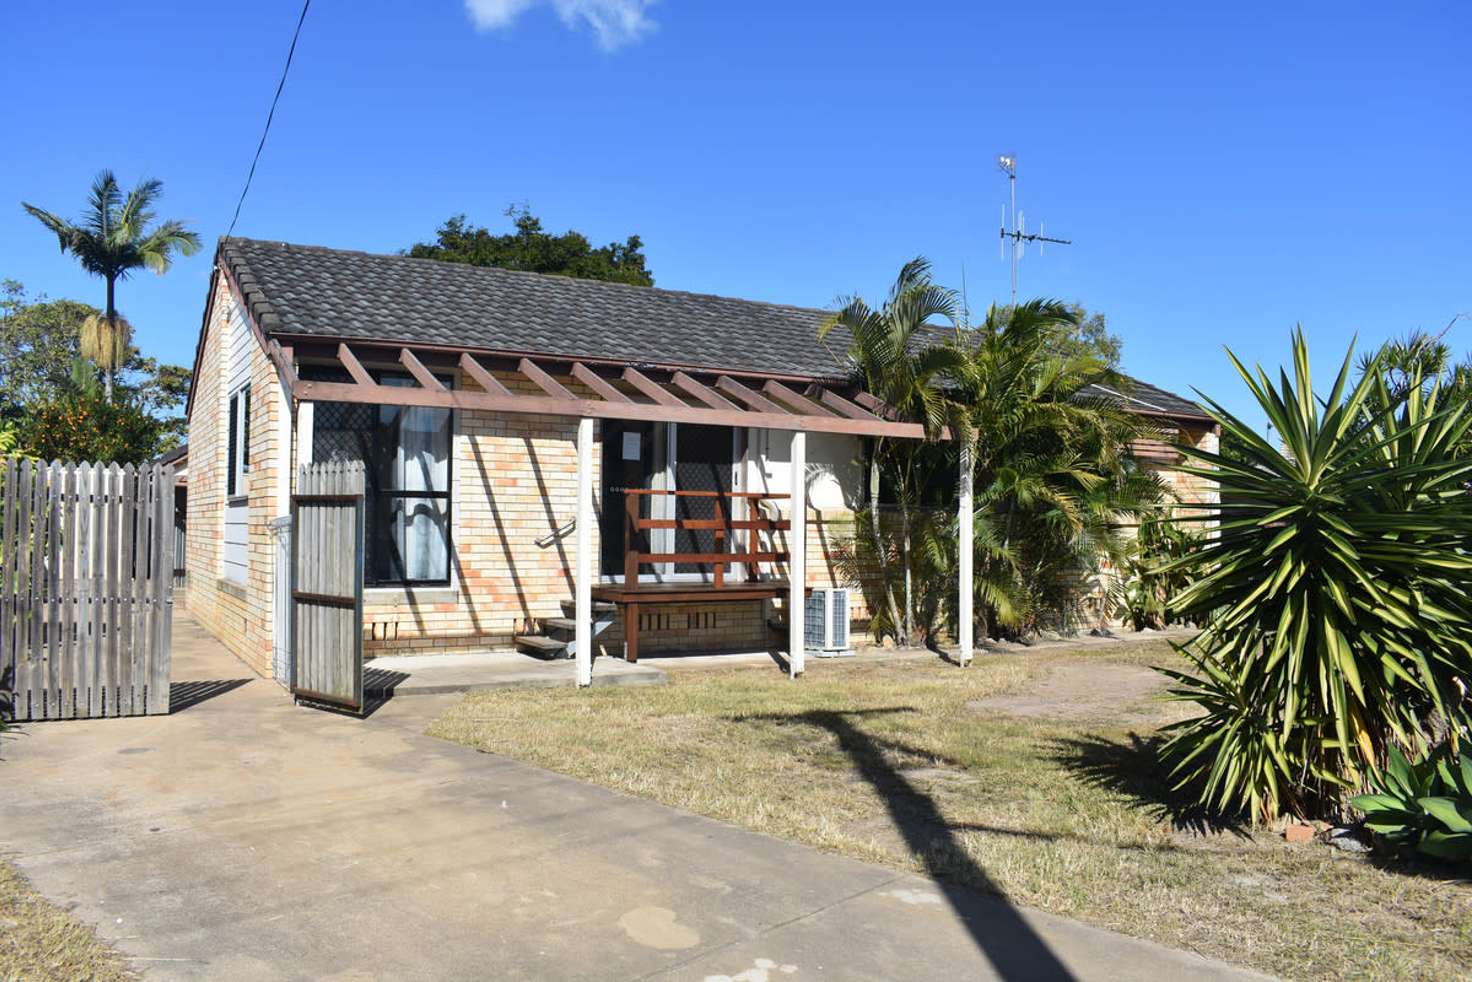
[[185, 279, 285, 676]]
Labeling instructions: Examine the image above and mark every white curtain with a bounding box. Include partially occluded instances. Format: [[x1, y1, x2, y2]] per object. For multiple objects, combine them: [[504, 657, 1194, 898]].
[[396, 405, 449, 581]]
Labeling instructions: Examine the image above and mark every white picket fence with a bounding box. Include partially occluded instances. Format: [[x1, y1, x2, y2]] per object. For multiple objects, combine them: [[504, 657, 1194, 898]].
[[0, 459, 175, 721]]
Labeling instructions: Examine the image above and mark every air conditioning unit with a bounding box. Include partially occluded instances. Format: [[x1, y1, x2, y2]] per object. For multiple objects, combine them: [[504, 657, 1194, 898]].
[[804, 588, 853, 657]]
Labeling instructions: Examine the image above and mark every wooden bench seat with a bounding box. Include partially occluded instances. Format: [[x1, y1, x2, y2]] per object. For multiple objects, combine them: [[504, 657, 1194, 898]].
[[591, 580, 797, 662]]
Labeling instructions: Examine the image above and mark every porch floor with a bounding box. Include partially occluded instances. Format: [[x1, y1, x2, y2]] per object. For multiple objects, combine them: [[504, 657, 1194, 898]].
[[362, 650, 667, 697]]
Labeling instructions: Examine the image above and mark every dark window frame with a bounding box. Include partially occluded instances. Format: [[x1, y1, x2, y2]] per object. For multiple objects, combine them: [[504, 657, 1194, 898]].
[[227, 392, 238, 497], [302, 364, 455, 589], [227, 386, 250, 500]]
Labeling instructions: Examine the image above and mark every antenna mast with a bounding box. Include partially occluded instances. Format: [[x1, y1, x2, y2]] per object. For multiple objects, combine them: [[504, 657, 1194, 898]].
[[997, 155, 1072, 305]]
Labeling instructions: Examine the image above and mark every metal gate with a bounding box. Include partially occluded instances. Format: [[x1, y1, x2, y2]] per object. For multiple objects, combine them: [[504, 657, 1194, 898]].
[[290, 462, 365, 713]]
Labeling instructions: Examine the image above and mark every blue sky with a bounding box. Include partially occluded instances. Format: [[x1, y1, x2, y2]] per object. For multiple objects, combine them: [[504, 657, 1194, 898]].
[[2, 1, 1467, 430]]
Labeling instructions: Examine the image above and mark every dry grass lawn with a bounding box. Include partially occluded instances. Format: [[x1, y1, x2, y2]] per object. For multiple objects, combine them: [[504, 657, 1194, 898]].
[[0, 858, 135, 981], [430, 640, 1472, 981]]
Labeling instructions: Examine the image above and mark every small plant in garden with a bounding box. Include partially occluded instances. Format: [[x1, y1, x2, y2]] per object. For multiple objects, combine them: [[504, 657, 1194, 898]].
[[1119, 517, 1200, 630], [0, 421, 24, 458], [1157, 330, 1472, 822], [1351, 744, 1472, 863]]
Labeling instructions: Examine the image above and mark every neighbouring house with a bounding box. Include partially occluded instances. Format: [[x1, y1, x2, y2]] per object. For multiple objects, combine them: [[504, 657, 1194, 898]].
[[183, 237, 1216, 685]]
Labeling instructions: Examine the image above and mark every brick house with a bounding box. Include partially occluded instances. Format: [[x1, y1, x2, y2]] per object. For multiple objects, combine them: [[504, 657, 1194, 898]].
[[183, 237, 1215, 689]]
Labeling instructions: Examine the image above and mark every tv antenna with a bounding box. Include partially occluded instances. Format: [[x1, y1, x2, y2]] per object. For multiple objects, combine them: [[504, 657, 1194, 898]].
[[997, 155, 1071, 305]]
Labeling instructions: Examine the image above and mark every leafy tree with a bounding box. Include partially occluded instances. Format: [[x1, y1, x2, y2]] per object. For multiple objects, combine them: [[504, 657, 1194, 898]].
[[22, 170, 200, 399], [1159, 331, 1472, 822], [0, 281, 100, 409], [407, 206, 654, 286], [0, 280, 189, 449], [821, 258, 965, 645], [18, 387, 167, 464], [990, 302, 1122, 367]]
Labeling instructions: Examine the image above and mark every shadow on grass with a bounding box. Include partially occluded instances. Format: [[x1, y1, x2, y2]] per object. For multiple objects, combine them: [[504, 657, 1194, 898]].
[[735, 706, 1075, 979], [1050, 731, 1249, 837]]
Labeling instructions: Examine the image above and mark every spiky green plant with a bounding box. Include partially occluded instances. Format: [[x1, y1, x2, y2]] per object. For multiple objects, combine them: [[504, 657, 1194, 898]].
[[1159, 329, 1472, 821]]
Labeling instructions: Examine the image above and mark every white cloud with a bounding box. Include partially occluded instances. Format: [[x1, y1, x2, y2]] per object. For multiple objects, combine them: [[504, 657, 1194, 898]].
[[463, 0, 657, 50]]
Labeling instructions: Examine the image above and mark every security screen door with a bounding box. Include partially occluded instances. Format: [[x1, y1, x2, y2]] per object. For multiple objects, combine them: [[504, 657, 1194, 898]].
[[599, 422, 741, 581]]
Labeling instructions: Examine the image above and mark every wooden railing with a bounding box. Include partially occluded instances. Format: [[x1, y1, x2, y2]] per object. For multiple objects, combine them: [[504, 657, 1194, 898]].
[[621, 489, 791, 587]]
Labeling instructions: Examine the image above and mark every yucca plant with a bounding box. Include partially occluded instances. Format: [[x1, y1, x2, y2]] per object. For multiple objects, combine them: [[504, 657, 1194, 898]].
[[1159, 329, 1472, 822]]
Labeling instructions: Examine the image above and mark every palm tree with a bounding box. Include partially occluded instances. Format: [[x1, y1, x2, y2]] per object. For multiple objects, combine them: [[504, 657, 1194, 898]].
[[821, 258, 964, 645], [944, 300, 1164, 637], [23, 171, 200, 400]]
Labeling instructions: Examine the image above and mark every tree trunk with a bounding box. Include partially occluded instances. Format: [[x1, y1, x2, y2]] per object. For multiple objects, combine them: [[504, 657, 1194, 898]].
[[869, 443, 902, 644], [103, 276, 116, 402]]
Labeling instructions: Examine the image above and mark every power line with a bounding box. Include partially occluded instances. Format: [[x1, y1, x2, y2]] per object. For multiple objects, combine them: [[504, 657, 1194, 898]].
[[226, 0, 312, 239]]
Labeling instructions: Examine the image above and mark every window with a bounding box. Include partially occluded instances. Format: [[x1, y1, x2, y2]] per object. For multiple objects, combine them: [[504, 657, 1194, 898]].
[[307, 368, 453, 587], [223, 385, 251, 584], [227, 386, 250, 497]]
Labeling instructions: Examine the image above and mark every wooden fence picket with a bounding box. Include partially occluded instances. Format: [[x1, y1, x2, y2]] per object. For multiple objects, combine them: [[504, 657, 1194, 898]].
[[0, 459, 174, 722]]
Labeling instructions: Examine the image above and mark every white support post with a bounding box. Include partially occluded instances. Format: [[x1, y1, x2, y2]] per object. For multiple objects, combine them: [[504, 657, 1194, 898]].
[[958, 436, 974, 667], [575, 417, 594, 687], [788, 430, 806, 678]]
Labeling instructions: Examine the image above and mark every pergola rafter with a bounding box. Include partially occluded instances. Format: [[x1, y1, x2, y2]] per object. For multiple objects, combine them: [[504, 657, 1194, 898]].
[[283, 341, 935, 441]]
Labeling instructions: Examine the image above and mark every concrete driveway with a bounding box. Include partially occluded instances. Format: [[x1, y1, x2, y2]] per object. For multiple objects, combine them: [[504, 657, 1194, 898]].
[[0, 616, 1264, 981]]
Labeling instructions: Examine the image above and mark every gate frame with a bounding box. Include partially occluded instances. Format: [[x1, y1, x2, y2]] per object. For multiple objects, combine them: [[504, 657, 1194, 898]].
[[288, 491, 365, 713]]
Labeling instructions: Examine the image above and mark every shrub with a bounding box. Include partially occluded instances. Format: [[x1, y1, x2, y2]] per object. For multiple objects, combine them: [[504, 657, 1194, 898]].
[[17, 388, 166, 465], [1351, 744, 1472, 863], [1158, 330, 1472, 822]]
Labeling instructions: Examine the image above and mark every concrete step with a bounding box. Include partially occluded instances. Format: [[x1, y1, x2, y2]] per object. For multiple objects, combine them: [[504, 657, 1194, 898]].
[[546, 613, 617, 641], [544, 616, 576, 640], [560, 599, 616, 617], [514, 634, 569, 659]]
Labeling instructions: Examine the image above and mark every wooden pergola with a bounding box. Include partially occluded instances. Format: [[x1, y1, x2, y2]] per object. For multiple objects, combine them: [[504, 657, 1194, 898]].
[[264, 337, 976, 684]]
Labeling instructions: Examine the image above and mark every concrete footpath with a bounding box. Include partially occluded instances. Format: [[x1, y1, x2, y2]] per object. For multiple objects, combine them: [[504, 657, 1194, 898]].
[[0, 617, 1266, 981]]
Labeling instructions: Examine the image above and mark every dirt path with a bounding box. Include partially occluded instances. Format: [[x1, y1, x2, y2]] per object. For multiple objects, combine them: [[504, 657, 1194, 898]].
[[968, 657, 1183, 727]]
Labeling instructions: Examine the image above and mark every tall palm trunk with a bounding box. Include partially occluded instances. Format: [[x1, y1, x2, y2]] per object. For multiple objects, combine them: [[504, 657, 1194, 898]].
[[869, 441, 902, 644], [103, 276, 116, 401]]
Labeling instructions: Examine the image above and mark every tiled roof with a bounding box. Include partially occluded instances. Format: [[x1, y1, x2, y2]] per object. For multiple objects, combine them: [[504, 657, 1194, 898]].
[[216, 236, 1211, 422], [1078, 379, 1211, 421], [219, 237, 855, 380]]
